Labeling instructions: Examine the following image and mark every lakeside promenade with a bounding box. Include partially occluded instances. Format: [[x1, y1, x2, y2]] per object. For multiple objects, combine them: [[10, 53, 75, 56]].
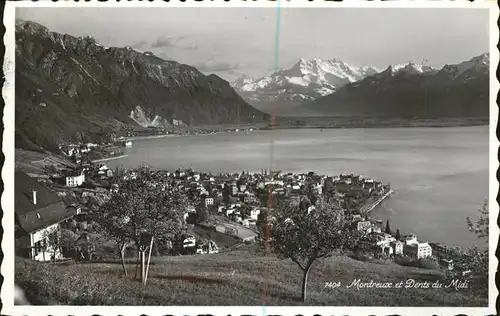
[[120, 134, 173, 141], [361, 189, 394, 214], [91, 154, 129, 163]]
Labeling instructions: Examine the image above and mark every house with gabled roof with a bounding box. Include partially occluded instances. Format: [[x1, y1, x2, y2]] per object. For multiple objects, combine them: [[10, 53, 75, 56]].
[[15, 172, 79, 261]]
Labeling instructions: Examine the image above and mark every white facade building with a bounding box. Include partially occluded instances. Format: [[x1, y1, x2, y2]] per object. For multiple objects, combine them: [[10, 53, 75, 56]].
[[250, 209, 260, 220], [31, 223, 64, 262], [226, 208, 235, 216], [403, 234, 418, 245], [404, 242, 433, 259], [66, 171, 85, 187], [204, 197, 214, 206]]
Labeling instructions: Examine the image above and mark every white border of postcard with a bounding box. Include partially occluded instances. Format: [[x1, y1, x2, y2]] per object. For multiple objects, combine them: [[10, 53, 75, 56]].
[[2, 1, 498, 315]]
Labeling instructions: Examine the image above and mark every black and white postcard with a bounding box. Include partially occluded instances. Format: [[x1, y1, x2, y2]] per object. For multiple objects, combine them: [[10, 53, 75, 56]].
[[1, 1, 498, 316]]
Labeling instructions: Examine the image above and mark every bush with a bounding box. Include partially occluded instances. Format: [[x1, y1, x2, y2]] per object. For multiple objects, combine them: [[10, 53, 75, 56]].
[[156, 239, 174, 256], [197, 208, 209, 224], [417, 258, 440, 270], [394, 255, 417, 267], [98, 180, 111, 189], [80, 181, 97, 189], [350, 250, 373, 262], [394, 255, 439, 270]]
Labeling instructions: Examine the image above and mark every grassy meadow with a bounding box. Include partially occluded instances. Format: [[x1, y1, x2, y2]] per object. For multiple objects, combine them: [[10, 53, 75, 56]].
[[15, 246, 487, 306]]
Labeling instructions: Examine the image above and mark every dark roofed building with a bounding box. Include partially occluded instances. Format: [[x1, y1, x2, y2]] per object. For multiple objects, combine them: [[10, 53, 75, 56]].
[[15, 172, 78, 261]]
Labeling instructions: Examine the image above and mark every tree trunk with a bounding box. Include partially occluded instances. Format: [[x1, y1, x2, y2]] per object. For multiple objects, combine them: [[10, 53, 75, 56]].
[[134, 251, 140, 280], [301, 265, 312, 303], [120, 243, 128, 277], [140, 250, 146, 284], [154, 242, 160, 256]]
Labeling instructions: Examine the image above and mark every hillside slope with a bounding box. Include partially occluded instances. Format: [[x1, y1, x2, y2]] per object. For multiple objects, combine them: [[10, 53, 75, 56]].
[[15, 20, 268, 151], [15, 249, 487, 306], [304, 54, 489, 118]]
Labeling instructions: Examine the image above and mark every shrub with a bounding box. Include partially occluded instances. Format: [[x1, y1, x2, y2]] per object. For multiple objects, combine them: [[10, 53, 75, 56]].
[[394, 255, 439, 270], [394, 255, 417, 267], [417, 258, 440, 270], [98, 179, 111, 189], [349, 250, 373, 262], [80, 179, 99, 189]]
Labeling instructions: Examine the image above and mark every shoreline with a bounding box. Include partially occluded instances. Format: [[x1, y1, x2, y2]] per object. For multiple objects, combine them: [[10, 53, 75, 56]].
[[110, 117, 490, 141], [361, 189, 394, 214], [122, 122, 487, 141], [120, 134, 173, 141], [260, 122, 488, 131], [91, 154, 129, 163], [123, 130, 252, 141]]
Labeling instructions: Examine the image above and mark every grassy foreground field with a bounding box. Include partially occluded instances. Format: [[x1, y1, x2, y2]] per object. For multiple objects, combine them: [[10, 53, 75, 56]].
[[15, 247, 487, 306]]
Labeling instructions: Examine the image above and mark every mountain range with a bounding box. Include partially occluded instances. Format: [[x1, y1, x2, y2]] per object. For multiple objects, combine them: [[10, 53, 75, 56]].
[[15, 20, 268, 151], [231, 59, 381, 115], [15, 19, 489, 153], [304, 53, 489, 117], [232, 54, 488, 118]]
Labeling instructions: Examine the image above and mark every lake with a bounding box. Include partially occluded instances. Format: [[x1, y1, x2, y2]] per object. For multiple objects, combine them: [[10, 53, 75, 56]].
[[107, 126, 489, 248]]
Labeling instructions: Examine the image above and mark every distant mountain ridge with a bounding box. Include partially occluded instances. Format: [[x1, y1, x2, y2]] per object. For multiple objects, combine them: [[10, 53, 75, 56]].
[[231, 58, 381, 115], [304, 53, 489, 118], [385, 63, 437, 75], [15, 20, 268, 151]]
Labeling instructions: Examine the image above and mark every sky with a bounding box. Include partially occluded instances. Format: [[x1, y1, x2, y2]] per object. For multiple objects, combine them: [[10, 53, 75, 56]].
[[17, 7, 490, 82]]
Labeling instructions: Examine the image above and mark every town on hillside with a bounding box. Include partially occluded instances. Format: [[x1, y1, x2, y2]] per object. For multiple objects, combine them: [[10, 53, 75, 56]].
[[15, 158, 473, 276], [55, 127, 260, 162]]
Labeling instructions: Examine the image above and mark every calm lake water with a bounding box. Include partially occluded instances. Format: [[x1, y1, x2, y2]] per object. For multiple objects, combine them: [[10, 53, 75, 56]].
[[107, 126, 489, 248]]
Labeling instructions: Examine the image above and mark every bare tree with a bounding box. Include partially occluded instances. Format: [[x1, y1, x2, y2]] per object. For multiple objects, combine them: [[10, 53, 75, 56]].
[[93, 167, 186, 277], [461, 199, 489, 289], [264, 198, 361, 302], [466, 199, 489, 239], [445, 199, 490, 296]]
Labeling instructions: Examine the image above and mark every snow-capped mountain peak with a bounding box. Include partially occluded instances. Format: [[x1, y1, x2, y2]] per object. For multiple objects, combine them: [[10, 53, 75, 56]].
[[232, 74, 255, 89], [230, 57, 382, 115], [386, 62, 436, 75], [283, 58, 373, 83], [440, 53, 489, 79], [359, 65, 382, 75], [234, 57, 381, 93], [230, 53, 489, 117], [471, 52, 489, 65]]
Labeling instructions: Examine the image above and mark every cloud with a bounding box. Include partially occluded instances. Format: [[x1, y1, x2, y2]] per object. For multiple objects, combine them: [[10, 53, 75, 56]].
[[131, 40, 148, 49], [174, 35, 187, 42], [151, 35, 198, 50], [151, 36, 174, 48], [183, 43, 199, 50], [194, 60, 244, 73]]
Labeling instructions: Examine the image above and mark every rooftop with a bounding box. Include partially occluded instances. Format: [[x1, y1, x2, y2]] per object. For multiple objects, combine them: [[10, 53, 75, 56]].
[[15, 172, 77, 233]]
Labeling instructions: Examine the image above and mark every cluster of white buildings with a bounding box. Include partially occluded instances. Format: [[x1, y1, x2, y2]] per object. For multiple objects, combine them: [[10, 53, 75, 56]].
[[402, 234, 433, 259], [59, 143, 98, 159], [63, 164, 115, 188], [217, 203, 261, 228], [357, 225, 433, 259]]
